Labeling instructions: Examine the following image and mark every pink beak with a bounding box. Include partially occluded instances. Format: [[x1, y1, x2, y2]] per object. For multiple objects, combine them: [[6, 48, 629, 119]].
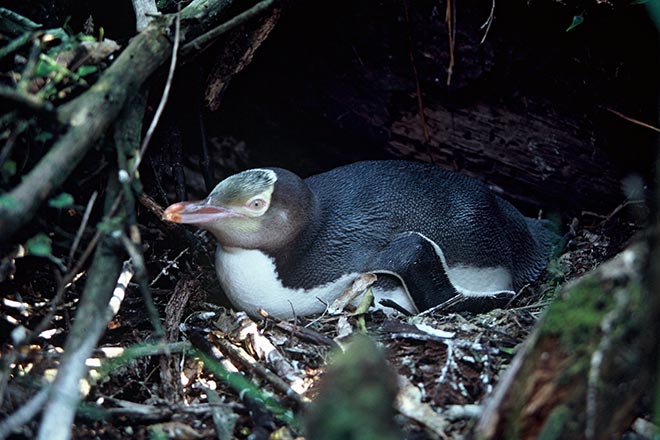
[[163, 200, 239, 225]]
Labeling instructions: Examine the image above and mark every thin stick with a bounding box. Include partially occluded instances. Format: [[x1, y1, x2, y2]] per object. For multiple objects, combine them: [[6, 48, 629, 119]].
[[417, 293, 465, 317], [150, 247, 189, 286], [212, 336, 309, 406], [0, 120, 29, 166], [181, 0, 276, 58], [131, 11, 181, 176], [445, 0, 456, 86], [480, 0, 495, 44], [606, 107, 660, 134], [67, 191, 98, 265], [0, 85, 54, 114], [402, 0, 431, 151], [120, 233, 165, 338]]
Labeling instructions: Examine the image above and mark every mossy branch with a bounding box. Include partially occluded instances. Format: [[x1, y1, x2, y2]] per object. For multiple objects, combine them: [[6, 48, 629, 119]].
[[0, 0, 278, 241], [474, 242, 651, 439]]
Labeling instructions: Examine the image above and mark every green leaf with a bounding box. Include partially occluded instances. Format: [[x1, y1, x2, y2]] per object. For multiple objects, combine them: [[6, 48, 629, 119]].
[[25, 233, 52, 257], [48, 192, 74, 208], [34, 131, 54, 143], [566, 14, 584, 32], [76, 65, 98, 77], [34, 57, 60, 78], [2, 160, 16, 178], [500, 346, 516, 355]]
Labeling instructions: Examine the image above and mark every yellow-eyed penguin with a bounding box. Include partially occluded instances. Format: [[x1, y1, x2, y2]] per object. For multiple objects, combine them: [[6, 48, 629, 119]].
[[163, 160, 555, 318]]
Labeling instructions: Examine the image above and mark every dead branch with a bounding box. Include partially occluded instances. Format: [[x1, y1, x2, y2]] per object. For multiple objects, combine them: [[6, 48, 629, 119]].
[[0, 0, 278, 241], [180, 0, 277, 59], [131, 0, 160, 32], [211, 334, 309, 406], [0, 84, 54, 114], [37, 183, 127, 440], [235, 313, 309, 398]]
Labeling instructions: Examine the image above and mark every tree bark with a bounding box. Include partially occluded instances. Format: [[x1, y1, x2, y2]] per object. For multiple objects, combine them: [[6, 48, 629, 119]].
[[473, 240, 656, 439]]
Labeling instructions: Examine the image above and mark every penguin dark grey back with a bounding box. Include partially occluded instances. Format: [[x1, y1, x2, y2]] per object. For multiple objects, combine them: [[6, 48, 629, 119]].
[[164, 160, 556, 318]]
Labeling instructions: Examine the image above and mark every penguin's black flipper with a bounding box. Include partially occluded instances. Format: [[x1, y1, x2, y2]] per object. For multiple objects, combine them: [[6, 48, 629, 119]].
[[372, 232, 514, 314], [371, 232, 460, 312]]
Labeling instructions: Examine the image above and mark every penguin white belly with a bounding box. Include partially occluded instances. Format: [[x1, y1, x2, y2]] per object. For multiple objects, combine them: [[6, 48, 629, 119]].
[[446, 265, 513, 296], [215, 247, 417, 319]]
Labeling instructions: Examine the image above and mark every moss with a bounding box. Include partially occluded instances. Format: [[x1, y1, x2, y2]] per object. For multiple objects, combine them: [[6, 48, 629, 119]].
[[305, 335, 401, 440], [542, 278, 615, 351], [537, 405, 571, 440]]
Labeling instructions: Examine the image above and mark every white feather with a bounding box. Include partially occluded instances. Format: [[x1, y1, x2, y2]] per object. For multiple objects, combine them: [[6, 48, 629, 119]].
[[215, 247, 416, 318], [215, 232, 514, 319]]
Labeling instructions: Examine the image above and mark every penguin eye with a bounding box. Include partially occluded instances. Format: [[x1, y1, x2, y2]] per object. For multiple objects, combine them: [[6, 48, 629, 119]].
[[247, 198, 267, 211]]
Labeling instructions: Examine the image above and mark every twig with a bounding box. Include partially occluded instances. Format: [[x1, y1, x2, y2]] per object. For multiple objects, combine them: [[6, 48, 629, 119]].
[[0, 119, 29, 167], [507, 300, 552, 312], [120, 233, 165, 338], [130, 11, 180, 177], [67, 191, 98, 265], [181, 0, 276, 58], [98, 398, 239, 421], [186, 330, 296, 425], [445, 0, 456, 86], [16, 38, 41, 93], [444, 404, 482, 420], [204, 386, 240, 440], [417, 293, 465, 317], [437, 339, 454, 384], [607, 107, 660, 134], [480, 0, 495, 44], [581, 199, 645, 225], [138, 192, 167, 218], [271, 318, 339, 348], [211, 335, 309, 406], [235, 313, 309, 396], [402, 0, 431, 147], [0, 85, 54, 114], [194, 70, 214, 193], [0, 348, 17, 408], [0, 31, 33, 61], [150, 246, 189, 286]]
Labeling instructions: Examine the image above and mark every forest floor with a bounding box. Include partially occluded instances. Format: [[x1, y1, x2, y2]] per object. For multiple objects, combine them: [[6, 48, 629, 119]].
[[0, 198, 642, 439]]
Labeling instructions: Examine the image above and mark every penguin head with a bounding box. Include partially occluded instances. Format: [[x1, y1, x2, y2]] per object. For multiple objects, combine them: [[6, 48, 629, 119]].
[[163, 168, 315, 250]]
